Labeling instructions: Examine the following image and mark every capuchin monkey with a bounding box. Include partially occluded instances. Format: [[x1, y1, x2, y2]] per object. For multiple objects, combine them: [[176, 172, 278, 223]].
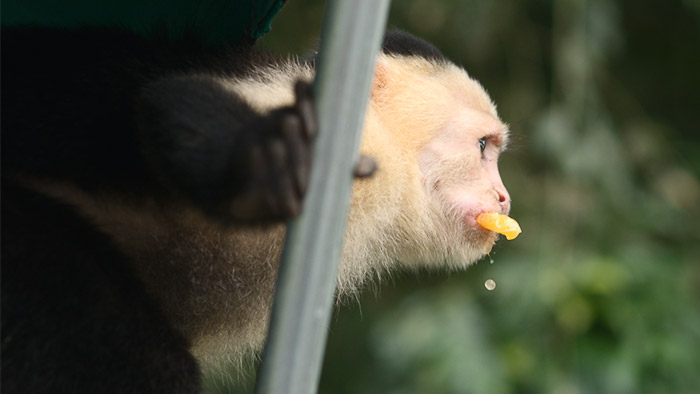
[[1, 27, 511, 393]]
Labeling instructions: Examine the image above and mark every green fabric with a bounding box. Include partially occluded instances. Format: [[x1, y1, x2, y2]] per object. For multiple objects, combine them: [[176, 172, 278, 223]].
[[250, 0, 284, 38], [1, 0, 285, 43]]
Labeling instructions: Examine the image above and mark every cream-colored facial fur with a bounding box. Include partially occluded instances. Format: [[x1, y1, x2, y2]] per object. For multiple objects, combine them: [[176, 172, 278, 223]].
[[26, 52, 511, 370], [338, 54, 510, 293]]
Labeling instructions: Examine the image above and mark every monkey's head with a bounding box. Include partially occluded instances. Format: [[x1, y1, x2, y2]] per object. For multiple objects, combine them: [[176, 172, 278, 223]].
[[340, 52, 511, 290]]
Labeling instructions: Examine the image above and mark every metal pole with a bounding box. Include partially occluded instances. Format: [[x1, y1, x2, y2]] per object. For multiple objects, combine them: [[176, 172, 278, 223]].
[[254, 1, 390, 393]]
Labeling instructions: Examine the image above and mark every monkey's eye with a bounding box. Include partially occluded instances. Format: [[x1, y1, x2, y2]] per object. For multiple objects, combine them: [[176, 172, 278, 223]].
[[478, 137, 487, 153]]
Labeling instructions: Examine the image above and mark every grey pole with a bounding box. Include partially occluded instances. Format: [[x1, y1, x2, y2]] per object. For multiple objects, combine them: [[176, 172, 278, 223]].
[[253, 1, 390, 393]]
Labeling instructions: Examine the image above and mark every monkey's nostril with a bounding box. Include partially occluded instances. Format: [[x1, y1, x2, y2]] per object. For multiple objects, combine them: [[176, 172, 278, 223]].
[[496, 188, 509, 204], [496, 189, 511, 215]]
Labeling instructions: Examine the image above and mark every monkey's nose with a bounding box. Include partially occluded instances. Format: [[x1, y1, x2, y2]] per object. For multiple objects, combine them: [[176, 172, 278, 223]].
[[497, 188, 511, 215]]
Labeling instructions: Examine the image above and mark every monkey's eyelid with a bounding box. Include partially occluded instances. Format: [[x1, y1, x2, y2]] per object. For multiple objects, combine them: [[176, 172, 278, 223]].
[[487, 130, 510, 153], [479, 133, 509, 152]]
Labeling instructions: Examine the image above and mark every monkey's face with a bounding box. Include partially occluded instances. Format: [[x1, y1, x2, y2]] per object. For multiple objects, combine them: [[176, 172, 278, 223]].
[[403, 63, 511, 263], [417, 102, 511, 256], [346, 56, 512, 274]]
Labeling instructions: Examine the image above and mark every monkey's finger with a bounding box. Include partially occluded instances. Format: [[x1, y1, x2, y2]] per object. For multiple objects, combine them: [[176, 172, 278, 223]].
[[266, 134, 300, 218], [353, 155, 377, 178], [265, 138, 288, 217], [294, 79, 314, 101], [277, 171, 301, 218], [294, 144, 311, 196], [229, 145, 271, 221], [268, 137, 287, 175], [294, 81, 317, 139], [280, 113, 310, 196]]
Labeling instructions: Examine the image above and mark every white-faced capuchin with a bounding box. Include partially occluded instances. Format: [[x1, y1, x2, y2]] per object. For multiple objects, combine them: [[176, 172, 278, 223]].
[[1, 27, 512, 393]]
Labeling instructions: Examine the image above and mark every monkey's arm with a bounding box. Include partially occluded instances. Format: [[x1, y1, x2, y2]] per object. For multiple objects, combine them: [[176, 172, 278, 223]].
[[137, 76, 317, 222]]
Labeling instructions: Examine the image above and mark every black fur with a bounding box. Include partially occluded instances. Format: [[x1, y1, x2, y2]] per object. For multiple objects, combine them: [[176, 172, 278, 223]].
[[1, 27, 429, 393], [382, 29, 447, 63], [1, 184, 202, 393], [1, 26, 315, 393], [1, 26, 315, 220]]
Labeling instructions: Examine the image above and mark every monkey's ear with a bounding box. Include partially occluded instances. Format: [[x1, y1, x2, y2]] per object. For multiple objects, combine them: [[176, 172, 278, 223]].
[[371, 58, 390, 99]]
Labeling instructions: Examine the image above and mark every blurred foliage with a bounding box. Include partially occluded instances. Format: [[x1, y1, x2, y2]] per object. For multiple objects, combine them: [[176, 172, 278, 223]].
[[217, 0, 700, 393]]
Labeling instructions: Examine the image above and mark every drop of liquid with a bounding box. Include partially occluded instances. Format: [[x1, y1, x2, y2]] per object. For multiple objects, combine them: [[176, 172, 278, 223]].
[[484, 279, 496, 291], [489, 257, 495, 264]]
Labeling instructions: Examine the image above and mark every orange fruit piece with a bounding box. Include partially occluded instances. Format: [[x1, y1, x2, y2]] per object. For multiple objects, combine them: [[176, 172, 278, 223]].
[[476, 212, 522, 240]]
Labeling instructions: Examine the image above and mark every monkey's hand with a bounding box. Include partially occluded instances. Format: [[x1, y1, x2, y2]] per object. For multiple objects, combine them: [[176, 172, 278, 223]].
[[137, 76, 316, 223], [138, 76, 372, 223], [227, 80, 317, 221], [229, 80, 379, 220]]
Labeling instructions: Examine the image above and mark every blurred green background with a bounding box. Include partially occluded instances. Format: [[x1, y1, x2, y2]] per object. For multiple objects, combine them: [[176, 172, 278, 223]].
[[235, 0, 700, 393]]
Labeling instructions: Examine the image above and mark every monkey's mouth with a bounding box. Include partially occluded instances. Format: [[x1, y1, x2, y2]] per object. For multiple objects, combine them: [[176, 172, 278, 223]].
[[477, 230, 499, 254], [483, 235, 499, 254], [457, 218, 499, 253]]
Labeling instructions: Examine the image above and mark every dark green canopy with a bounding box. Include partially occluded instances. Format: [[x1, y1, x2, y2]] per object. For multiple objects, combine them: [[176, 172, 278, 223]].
[[1, 0, 285, 43]]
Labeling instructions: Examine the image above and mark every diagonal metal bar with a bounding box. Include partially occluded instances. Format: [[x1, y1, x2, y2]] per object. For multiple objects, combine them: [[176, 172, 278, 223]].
[[253, 1, 390, 393]]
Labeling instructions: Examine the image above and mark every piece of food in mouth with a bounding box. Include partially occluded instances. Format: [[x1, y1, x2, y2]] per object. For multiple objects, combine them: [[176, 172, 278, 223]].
[[476, 212, 522, 240]]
